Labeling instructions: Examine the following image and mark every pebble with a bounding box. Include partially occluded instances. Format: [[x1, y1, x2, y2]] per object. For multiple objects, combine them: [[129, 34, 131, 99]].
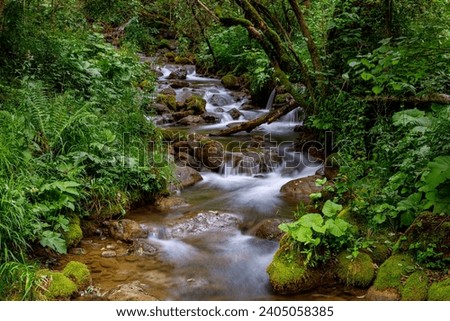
[[101, 250, 117, 258]]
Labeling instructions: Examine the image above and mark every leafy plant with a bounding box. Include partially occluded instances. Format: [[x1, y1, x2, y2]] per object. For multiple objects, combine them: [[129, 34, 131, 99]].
[[279, 200, 353, 267]]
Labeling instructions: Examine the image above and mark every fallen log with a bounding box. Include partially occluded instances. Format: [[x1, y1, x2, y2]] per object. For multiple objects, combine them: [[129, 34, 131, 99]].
[[210, 103, 299, 136]]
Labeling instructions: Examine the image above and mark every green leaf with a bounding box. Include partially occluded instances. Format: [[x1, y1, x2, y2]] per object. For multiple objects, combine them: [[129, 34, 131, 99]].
[[361, 72, 373, 81], [373, 213, 387, 224], [420, 156, 450, 191], [322, 200, 343, 217], [315, 177, 327, 186], [397, 192, 423, 211], [392, 109, 431, 128], [372, 85, 384, 95], [309, 192, 322, 200], [348, 61, 360, 68], [325, 218, 349, 237], [39, 231, 67, 254], [291, 226, 314, 243], [299, 214, 326, 233]]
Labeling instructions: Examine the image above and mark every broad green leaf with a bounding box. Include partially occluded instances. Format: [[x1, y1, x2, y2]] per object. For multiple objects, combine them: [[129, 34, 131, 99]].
[[39, 231, 67, 254], [309, 192, 322, 200], [396, 192, 423, 211], [392, 109, 431, 128], [299, 214, 326, 233], [348, 61, 360, 68], [373, 213, 386, 224], [291, 226, 314, 243], [361, 72, 373, 81], [325, 218, 349, 237], [420, 156, 450, 191], [322, 200, 343, 217], [315, 177, 327, 186], [372, 85, 384, 95]]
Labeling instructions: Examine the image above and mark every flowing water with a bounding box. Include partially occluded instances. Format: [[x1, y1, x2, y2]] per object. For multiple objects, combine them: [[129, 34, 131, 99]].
[[63, 63, 366, 301]]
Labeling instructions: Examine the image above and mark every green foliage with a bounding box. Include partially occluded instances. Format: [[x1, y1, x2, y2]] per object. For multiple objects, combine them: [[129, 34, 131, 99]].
[[0, 261, 40, 300], [279, 200, 353, 267], [0, 0, 171, 299]]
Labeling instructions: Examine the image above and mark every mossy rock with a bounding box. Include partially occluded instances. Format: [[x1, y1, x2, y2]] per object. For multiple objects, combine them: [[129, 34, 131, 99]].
[[165, 51, 176, 62], [428, 278, 450, 301], [396, 212, 450, 265], [267, 239, 334, 294], [175, 56, 193, 65], [184, 95, 206, 114], [63, 261, 91, 290], [373, 254, 415, 291], [336, 252, 375, 287], [401, 270, 428, 301], [37, 270, 78, 300], [274, 93, 292, 105], [156, 94, 177, 111], [368, 242, 391, 265], [221, 74, 240, 90], [63, 215, 82, 248]]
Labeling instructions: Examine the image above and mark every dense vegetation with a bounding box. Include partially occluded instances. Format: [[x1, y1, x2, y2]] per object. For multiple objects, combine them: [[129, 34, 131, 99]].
[[0, 0, 449, 300], [0, 0, 171, 299]]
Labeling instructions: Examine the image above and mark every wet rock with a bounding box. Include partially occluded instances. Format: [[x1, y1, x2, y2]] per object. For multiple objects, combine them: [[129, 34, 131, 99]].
[[106, 219, 148, 242], [230, 91, 248, 102], [221, 74, 240, 90], [365, 287, 400, 301], [228, 108, 242, 120], [210, 94, 232, 107], [149, 103, 170, 115], [250, 218, 284, 241], [159, 87, 176, 96], [69, 248, 87, 255], [105, 281, 159, 301], [168, 67, 187, 80], [197, 140, 224, 171], [201, 112, 219, 124], [166, 211, 242, 239], [155, 196, 189, 210], [280, 175, 324, 204], [240, 103, 260, 111], [215, 107, 225, 113], [170, 80, 190, 89], [133, 240, 158, 256], [101, 250, 117, 258], [177, 115, 206, 126], [175, 152, 202, 170], [173, 166, 203, 188]]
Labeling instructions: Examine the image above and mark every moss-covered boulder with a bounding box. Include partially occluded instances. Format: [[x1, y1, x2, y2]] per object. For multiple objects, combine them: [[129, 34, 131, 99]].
[[373, 254, 415, 291], [367, 254, 415, 300], [37, 270, 78, 300], [336, 252, 375, 287], [221, 74, 240, 90], [175, 56, 193, 65], [165, 51, 176, 62], [156, 94, 177, 111], [396, 212, 450, 267], [63, 215, 82, 248], [184, 95, 206, 115], [267, 239, 334, 294], [367, 242, 391, 265], [401, 271, 429, 301], [428, 278, 450, 301], [62, 261, 91, 289]]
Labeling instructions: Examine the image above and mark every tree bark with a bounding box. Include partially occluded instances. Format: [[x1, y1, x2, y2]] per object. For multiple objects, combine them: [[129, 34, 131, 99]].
[[287, 0, 323, 76], [210, 103, 300, 136]]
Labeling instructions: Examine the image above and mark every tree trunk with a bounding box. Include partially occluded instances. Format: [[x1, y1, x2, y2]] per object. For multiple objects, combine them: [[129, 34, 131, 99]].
[[210, 103, 300, 136]]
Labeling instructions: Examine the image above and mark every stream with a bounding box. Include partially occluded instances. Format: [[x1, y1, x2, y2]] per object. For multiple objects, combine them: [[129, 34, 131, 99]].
[[62, 62, 366, 301]]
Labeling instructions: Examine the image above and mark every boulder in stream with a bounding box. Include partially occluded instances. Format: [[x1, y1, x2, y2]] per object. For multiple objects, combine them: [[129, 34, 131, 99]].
[[280, 175, 324, 204], [165, 211, 242, 239], [106, 219, 148, 242], [105, 281, 159, 301]]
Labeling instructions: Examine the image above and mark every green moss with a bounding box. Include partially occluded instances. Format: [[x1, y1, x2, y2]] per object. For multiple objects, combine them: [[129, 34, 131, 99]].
[[37, 270, 77, 300], [266, 247, 308, 293], [274, 93, 291, 105], [62, 261, 91, 289], [175, 56, 193, 65], [401, 270, 429, 301], [428, 278, 450, 301], [373, 254, 415, 291], [63, 215, 82, 248], [156, 94, 177, 111], [369, 242, 391, 265], [221, 74, 240, 89], [165, 51, 176, 62], [184, 95, 206, 114], [336, 252, 375, 287]]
